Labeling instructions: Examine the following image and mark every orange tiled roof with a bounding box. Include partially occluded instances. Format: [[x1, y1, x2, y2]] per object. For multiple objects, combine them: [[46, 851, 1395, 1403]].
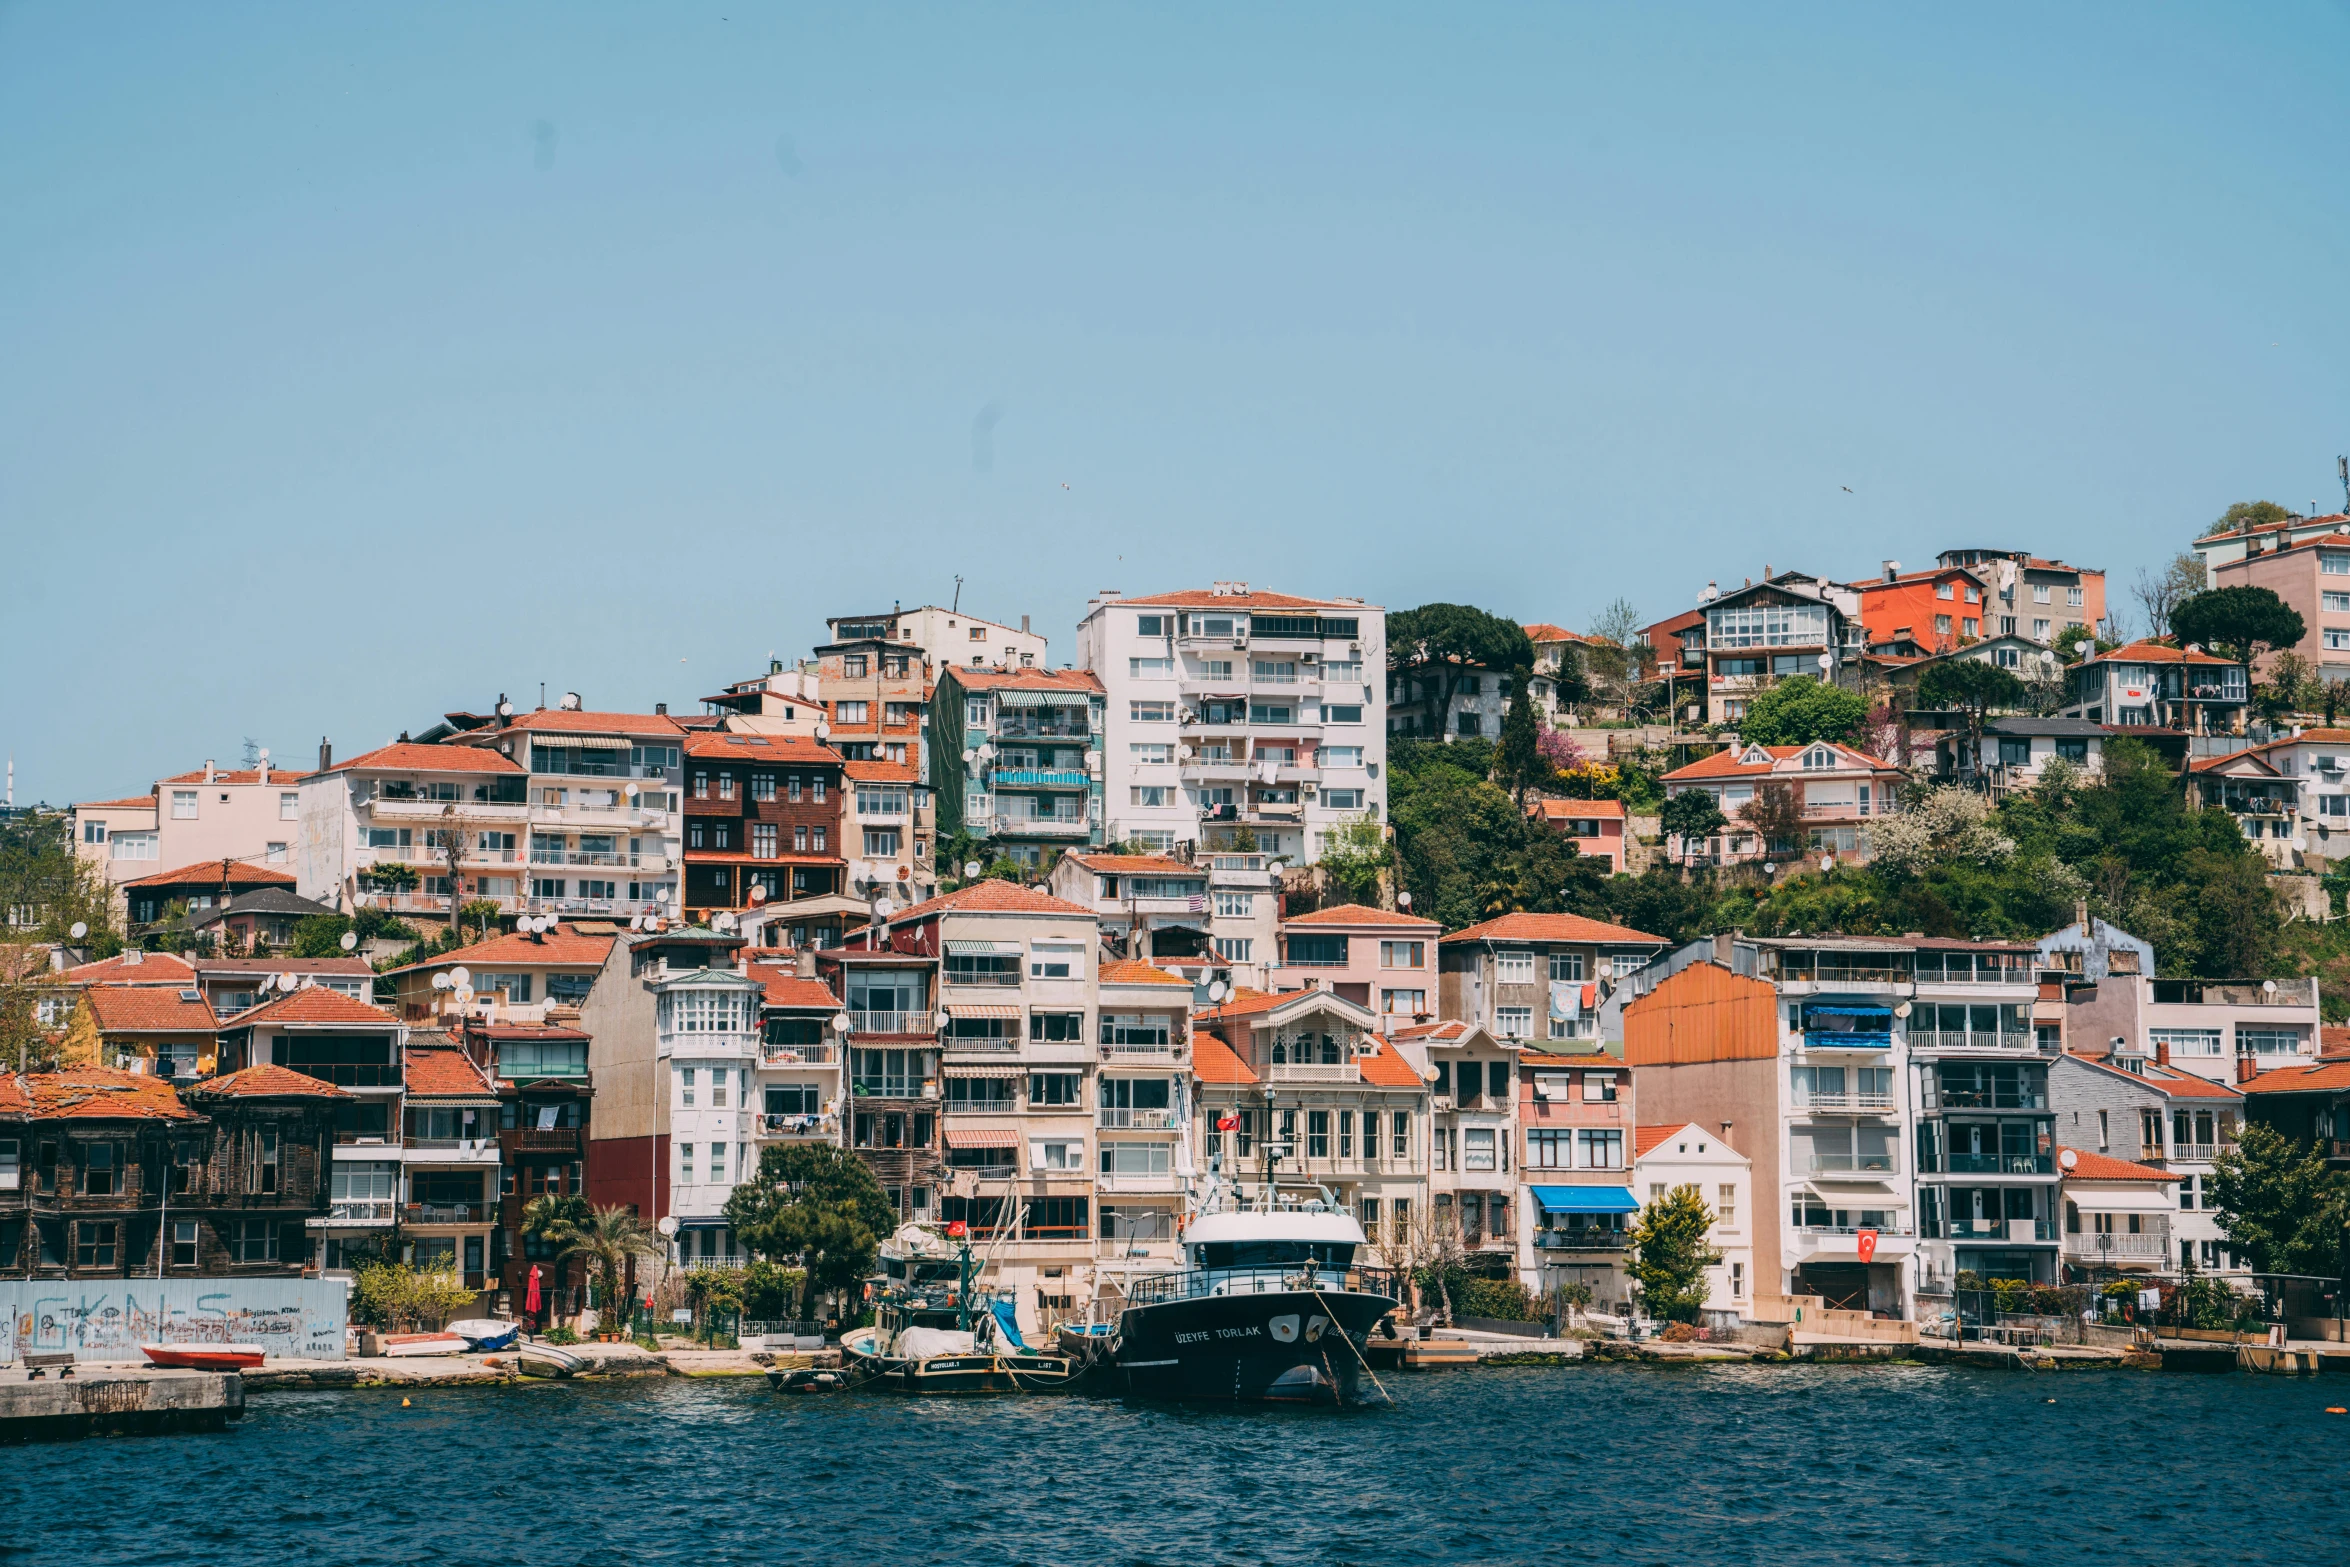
[[2322, 1025, 2350, 1059], [2237, 1060, 2350, 1095], [1522, 623, 1602, 646], [1114, 587, 1371, 611], [1194, 987, 1293, 1023], [2058, 1147, 2174, 1182], [403, 1047, 496, 1096], [1101, 959, 1191, 987], [121, 858, 297, 890], [844, 759, 920, 784], [188, 1063, 350, 1099], [82, 987, 219, 1034], [227, 987, 401, 1028], [746, 964, 840, 1010], [0, 1076, 28, 1115], [1663, 743, 1896, 782], [950, 667, 1106, 695], [382, 925, 615, 974], [682, 732, 844, 764], [1531, 798, 1627, 821], [75, 795, 158, 811], [1441, 911, 1665, 946], [1356, 1035, 1424, 1088], [882, 879, 1095, 924], [23, 1069, 194, 1121], [158, 768, 272, 786], [494, 710, 686, 737], [1390, 1019, 1471, 1043], [190, 957, 374, 977], [1066, 854, 1201, 876], [1191, 1032, 1259, 1085], [2081, 640, 2234, 668], [58, 951, 197, 985], [316, 742, 525, 776], [1633, 1124, 1683, 1160], [1281, 903, 1438, 930]]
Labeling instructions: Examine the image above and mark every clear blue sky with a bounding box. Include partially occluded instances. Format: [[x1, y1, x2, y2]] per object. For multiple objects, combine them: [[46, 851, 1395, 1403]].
[[6, 3, 2348, 802]]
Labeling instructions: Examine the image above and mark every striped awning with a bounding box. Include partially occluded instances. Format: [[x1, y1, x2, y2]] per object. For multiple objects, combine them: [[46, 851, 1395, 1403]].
[[945, 939, 1016, 955], [540, 735, 628, 750], [942, 1128, 1020, 1149], [947, 1003, 1021, 1020], [942, 1063, 1023, 1078], [997, 690, 1093, 707]]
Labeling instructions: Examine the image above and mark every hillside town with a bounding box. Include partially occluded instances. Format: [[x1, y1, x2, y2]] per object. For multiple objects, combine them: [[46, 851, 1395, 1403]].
[[9, 502, 2350, 1352]]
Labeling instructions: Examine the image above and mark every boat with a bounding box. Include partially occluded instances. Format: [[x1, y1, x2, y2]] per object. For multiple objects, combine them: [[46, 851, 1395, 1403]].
[[834, 1222, 1084, 1394], [448, 1319, 521, 1352], [379, 1332, 468, 1358], [1103, 1195, 1400, 1405], [765, 1366, 849, 1394], [140, 1343, 266, 1371], [516, 1342, 586, 1379]]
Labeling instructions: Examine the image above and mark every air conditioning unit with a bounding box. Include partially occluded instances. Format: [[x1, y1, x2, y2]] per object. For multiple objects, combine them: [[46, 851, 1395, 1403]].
[[1300, 782, 1317, 797], [1349, 641, 1361, 654], [1232, 635, 1248, 649], [1302, 652, 1318, 664], [1431, 1096, 1454, 1113]]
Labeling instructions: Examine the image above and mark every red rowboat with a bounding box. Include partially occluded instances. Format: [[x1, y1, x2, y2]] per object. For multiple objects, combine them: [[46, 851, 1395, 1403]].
[[141, 1343, 266, 1370]]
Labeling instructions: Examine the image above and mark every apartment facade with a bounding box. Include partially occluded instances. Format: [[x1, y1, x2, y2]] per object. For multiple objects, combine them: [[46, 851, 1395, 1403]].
[[1390, 1020, 1519, 1277], [1847, 561, 1992, 656], [2061, 971, 2321, 1087], [1436, 911, 1671, 1048], [1937, 717, 2108, 798], [1932, 548, 2108, 646], [1077, 584, 1386, 864], [1270, 903, 1442, 1020], [1631, 1123, 1755, 1317], [70, 757, 309, 918], [1661, 741, 1905, 865], [679, 732, 847, 930], [928, 666, 1108, 869], [2060, 642, 2247, 735], [2048, 1052, 2245, 1276], [2209, 529, 2350, 684], [1516, 1048, 1639, 1309], [295, 742, 531, 920], [844, 758, 935, 913], [1676, 572, 1864, 725]]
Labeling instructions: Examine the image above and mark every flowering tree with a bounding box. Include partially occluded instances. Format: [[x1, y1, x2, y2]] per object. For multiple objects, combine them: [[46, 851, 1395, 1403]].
[[1867, 787, 2017, 876]]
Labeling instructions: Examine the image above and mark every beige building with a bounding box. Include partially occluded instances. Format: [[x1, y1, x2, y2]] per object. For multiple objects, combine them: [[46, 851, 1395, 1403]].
[[72, 757, 307, 920], [295, 742, 532, 919]]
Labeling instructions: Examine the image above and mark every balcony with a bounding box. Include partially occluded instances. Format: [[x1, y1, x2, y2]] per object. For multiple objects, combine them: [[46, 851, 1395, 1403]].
[[1943, 1217, 2058, 1243], [1909, 1031, 2039, 1053], [370, 797, 530, 822], [503, 1127, 585, 1155], [1119, 894, 1207, 915], [990, 769, 1090, 790], [993, 718, 1093, 740], [529, 801, 668, 830], [2145, 1142, 2222, 1163], [403, 1202, 493, 1227], [1534, 1228, 1627, 1251], [758, 1113, 841, 1140], [847, 1010, 932, 1037], [308, 1199, 396, 1228], [1921, 1086, 2049, 1111], [1943, 1152, 2055, 1175], [1799, 1154, 1899, 1176], [529, 849, 658, 869], [1267, 1063, 1357, 1083], [1097, 1108, 1180, 1131], [985, 816, 1093, 838], [2062, 1232, 2168, 1260], [940, 1035, 1021, 1055], [760, 1041, 840, 1067], [1101, 1038, 1187, 1063], [1792, 1092, 1898, 1114], [1180, 759, 1254, 782], [404, 1138, 502, 1166]]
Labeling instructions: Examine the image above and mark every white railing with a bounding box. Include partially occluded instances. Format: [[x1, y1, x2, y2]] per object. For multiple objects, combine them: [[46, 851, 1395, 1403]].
[[1267, 1063, 1357, 1082], [327, 1199, 396, 1224], [1097, 1108, 1179, 1130], [848, 1010, 930, 1035], [369, 797, 529, 821], [758, 1114, 840, 1139], [1793, 1092, 1897, 1112], [2063, 1232, 2167, 1258], [760, 1042, 839, 1066]]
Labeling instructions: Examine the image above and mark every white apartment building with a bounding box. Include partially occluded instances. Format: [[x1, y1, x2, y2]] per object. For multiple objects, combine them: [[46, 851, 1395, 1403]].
[[1631, 1123, 1755, 1318], [297, 742, 533, 918], [72, 756, 309, 916], [1076, 584, 1386, 865], [1046, 850, 1278, 983]]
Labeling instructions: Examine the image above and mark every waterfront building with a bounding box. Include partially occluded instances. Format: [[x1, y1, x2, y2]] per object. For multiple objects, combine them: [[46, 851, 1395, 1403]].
[[1093, 959, 1195, 1275], [744, 950, 846, 1184], [398, 1040, 504, 1294], [2054, 1147, 2178, 1277], [1389, 1020, 1519, 1280], [1269, 903, 1442, 1022], [1512, 1044, 1638, 1312], [2233, 1058, 2350, 1178], [1436, 911, 1670, 1046], [2059, 964, 2320, 1087], [294, 742, 531, 921], [451, 1013, 595, 1317], [926, 666, 1108, 870], [2048, 1051, 2243, 1276], [1076, 583, 1385, 864], [1631, 1123, 1754, 1318]]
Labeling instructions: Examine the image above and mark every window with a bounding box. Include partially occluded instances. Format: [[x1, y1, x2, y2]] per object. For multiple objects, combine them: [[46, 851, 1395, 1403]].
[[1033, 1140, 1084, 1172], [1393, 1114, 1410, 1160], [170, 1220, 199, 1268], [1325, 705, 1363, 724], [969, 626, 988, 642], [1934, 615, 1953, 635], [945, 1076, 1014, 1110], [1030, 1011, 1085, 1042], [1100, 1142, 1171, 1177], [856, 784, 909, 817], [1131, 787, 1169, 807], [2329, 630, 2350, 651], [837, 701, 870, 724], [1382, 989, 1425, 1014], [171, 790, 198, 819], [1307, 1110, 1330, 1159], [1136, 614, 1168, 635], [1717, 1184, 1737, 1227], [1030, 942, 1082, 979], [1576, 1129, 1624, 1169], [2032, 583, 2052, 604], [1130, 658, 1174, 678], [1582, 1071, 1618, 1103], [2034, 619, 2051, 640], [1463, 1128, 1497, 1171], [82, 819, 107, 844], [75, 1220, 121, 1269], [1496, 1006, 1534, 1038], [679, 1066, 696, 1106], [2238, 1027, 2304, 1057], [1029, 1071, 1081, 1106], [1131, 701, 1176, 723], [229, 1220, 276, 1264], [256, 1129, 279, 1193], [1214, 891, 1254, 919], [112, 832, 158, 861], [751, 824, 778, 859], [1130, 743, 1173, 765], [1323, 745, 1364, 767], [861, 828, 901, 858], [710, 1143, 729, 1182], [1380, 941, 1424, 969], [1936, 582, 1956, 601], [83, 1143, 117, 1197], [1285, 933, 1347, 966], [1495, 950, 1535, 982], [792, 826, 807, 852], [1338, 1110, 1355, 1158], [843, 654, 869, 678], [1323, 788, 1365, 810], [2150, 1028, 2222, 1057], [279, 791, 299, 820], [2067, 586, 2085, 606], [750, 772, 776, 802], [1214, 937, 1254, 962]]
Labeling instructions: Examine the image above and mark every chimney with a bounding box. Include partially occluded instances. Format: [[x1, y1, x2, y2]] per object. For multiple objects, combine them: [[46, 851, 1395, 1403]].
[[319, 736, 333, 772], [655, 702, 668, 716], [795, 947, 818, 980], [1712, 931, 1737, 965], [2156, 1037, 2171, 1066], [2074, 899, 2088, 933], [1021, 615, 1031, 635], [204, 759, 217, 783], [1882, 560, 1899, 583], [2237, 1056, 2258, 1084]]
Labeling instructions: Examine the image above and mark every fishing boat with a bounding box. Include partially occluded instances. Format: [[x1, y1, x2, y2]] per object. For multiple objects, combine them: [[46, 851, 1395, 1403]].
[[515, 1342, 586, 1379], [1103, 1194, 1399, 1406], [449, 1319, 521, 1352], [140, 1343, 266, 1371], [835, 1222, 1083, 1394]]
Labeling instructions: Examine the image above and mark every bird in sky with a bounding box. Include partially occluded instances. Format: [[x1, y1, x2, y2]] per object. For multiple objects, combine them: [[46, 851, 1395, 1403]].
[[1060, 481, 1071, 490], [1841, 486, 1854, 494]]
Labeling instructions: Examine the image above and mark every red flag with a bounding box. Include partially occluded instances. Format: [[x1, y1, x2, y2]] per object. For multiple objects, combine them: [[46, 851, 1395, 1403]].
[[1216, 1113, 1239, 1132], [946, 1219, 968, 1238], [1856, 1228, 1879, 1264]]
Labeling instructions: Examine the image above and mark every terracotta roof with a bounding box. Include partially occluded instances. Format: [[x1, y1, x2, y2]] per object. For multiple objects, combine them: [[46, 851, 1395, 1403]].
[[2072, 1055, 2243, 1100], [1113, 587, 1372, 611], [2201, 513, 2349, 543], [1441, 911, 1665, 947], [682, 733, 844, 764], [158, 768, 272, 786], [226, 987, 401, 1029], [1281, 903, 1439, 930], [1531, 798, 1627, 821], [882, 880, 1095, 924], [1633, 1124, 1682, 1160], [2237, 1060, 2350, 1095], [2081, 640, 2234, 668], [1191, 1032, 1259, 1085], [382, 925, 616, 974], [1100, 960, 1191, 987], [23, 1069, 194, 1121], [0, 1076, 27, 1115], [2186, 749, 2284, 775], [949, 667, 1106, 695], [494, 710, 686, 737], [121, 858, 297, 890], [2058, 1147, 2175, 1182], [187, 1064, 350, 1099], [746, 964, 840, 1010], [2213, 527, 2350, 559], [844, 759, 920, 784], [75, 795, 157, 811], [2322, 1025, 2350, 1060], [1522, 623, 1602, 646], [1662, 743, 1896, 782], [403, 1047, 496, 1096], [1194, 987, 1291, 1024], [1356, 1035, 1424, 1088], [316, 742, 525, 777], [190, 957, 374, 977], [58, 951, 197, 985], [1066, 854, 1202, 876], [1390, 1019, 1471, 1043], [81, 987, 219, 1034]]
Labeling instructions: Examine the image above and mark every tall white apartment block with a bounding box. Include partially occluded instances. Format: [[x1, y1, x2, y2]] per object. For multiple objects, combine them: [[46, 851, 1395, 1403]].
[[1077, 584, 1386, 865]]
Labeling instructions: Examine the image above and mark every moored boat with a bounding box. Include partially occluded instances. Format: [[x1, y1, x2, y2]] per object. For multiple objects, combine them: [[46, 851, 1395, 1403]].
[[832, 1223, 1083, 1394], [449, 1319, 520, 1352], [516, 1342, 586, 1379], [141, 1343, 266, 1371], [379, 1332, 468, 1358]]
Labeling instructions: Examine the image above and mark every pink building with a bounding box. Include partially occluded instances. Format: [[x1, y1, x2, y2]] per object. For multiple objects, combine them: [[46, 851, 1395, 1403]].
[[2210, 528, 2350, 685], [1269, 903, 1442, 1020], [1528, 797, 1628, 873], [1661, 740, 1904, 867]]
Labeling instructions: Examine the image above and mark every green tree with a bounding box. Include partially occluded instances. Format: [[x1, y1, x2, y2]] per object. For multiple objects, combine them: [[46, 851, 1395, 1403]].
[[2208, 1124, 2350, 1276], [2173, 585, 2306, 702], [1629, 1184, 1722, 1324], [724, 1142, 897, 1321], [1658, 789, 1727, 864], [0, 811, 119, 952], [1495, 667, 1543, 804], [1917, 659, 2026, 725], [1315, 814, 1389, 905], [553, 1204, 666, 1320], [2202, 500, 2293, 538], [1388, 604, 1534, 738], [1735, 676, 1869, 747]]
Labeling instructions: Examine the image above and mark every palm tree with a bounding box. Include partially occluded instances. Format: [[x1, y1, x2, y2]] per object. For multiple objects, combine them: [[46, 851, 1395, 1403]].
[[553, 1204, 665, 1332]]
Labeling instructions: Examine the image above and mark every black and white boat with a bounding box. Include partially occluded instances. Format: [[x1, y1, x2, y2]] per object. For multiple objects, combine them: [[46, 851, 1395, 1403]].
[[1106, 1203, 1399, 1405], [836, 1223, 1083, 1394]]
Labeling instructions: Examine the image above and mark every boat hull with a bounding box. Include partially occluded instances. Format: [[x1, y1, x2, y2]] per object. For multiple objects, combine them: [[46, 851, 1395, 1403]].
[[140, 1344, 266, 1371], [1111, 1287, 1396, 1405], [516, 1345, 584, 1378]]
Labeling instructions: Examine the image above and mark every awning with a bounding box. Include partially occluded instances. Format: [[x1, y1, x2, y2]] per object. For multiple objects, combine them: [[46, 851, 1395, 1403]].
[[1531, 1186, 1639, 1215], [998, 690, 1092, 708], [2070, 1188, 2175, 1216], [947, 1003, 1021, 1020], [942, 1128, 1020, 1149], [542, 735, 628, 751], [946, 939, 1016, 955], [941, 1063, 1023, 1078]]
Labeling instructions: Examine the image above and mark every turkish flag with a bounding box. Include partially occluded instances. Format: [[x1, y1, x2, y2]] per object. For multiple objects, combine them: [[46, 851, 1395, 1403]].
[[1217, 1114, 1239, 1132], [1856, 1228, 1879, 1264], [946, 1220, 968, 1238]]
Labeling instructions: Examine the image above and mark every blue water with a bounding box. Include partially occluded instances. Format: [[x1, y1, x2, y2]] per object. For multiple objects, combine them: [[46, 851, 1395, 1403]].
[[1, 1364, 2336, 1566]]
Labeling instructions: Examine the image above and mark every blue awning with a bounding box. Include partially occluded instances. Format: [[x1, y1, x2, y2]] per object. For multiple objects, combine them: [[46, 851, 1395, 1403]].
[[1804, 1001, 1892, 1018], [1531, 1186, 1639, 1215]]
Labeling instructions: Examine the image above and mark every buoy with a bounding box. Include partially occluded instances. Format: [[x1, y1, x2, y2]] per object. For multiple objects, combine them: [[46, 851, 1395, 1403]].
[[2327, 1406, 2346, 1414], [400, 1397, 412, 1408], [2043, 1398, 2056, 1404]]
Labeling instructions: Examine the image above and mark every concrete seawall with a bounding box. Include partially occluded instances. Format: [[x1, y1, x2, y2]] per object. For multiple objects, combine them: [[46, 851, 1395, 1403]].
[[0, 1369, 242, 1441]]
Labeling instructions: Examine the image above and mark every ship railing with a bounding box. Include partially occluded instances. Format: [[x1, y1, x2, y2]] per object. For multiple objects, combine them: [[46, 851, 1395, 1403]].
[[1123, 1264, 1404, 1308]]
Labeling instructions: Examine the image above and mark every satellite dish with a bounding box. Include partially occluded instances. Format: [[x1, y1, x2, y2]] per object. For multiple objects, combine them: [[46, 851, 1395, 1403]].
[[629, 915, 644, 931], [1763, 863, 1777, 876], [815, 722, 831, 740], [963, 861, 982, 879], [714, 912, 737, 932], [1817, 652, 1833, 671], [1820, 856, 1834, 873], [934, 1008, 952, 1029], [449, 966, 471, 987], [1208, 979, 1230, 1002], [431, 973, 452, 991], [624, 782, 640, 799], [1892, 1001, 1912, 1019], [69, 922, 87, 940], [339, 931, 359, 951], [656, 1215, 679, 1238], [748, 884, 768, 904], [497, 699, 513, 717], [832, 1011, 854, 1034], [2059, 1148, 2079, 1171], [2263, 979, 2278, 995], [874, 897, 896, 919], [1395, 891, 1412, 909], [656, 886, 671, 903], [962, 749, 976, 765]]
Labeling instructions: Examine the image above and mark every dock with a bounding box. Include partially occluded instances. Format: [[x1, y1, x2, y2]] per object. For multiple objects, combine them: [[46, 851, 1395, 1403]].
[[0, 1367, 242, 1441]]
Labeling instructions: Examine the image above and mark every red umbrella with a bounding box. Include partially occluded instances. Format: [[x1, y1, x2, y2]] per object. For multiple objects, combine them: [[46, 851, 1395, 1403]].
[[526, 1264, 542, 1318]]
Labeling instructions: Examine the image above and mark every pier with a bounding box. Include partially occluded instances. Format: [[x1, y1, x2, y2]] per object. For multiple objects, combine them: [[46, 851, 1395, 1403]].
[[0, 1367, 242, 1442]]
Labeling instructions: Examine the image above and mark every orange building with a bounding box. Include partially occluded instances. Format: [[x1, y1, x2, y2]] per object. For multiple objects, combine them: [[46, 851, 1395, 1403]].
[[1847, 563, 1989, 655]]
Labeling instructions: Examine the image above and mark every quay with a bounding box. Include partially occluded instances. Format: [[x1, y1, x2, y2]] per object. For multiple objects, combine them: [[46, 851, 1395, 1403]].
[[0, 1367, 242, 1441]]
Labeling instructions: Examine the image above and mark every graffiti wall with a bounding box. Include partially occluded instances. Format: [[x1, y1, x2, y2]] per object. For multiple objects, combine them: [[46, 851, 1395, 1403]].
[[1, 1278, 348, 1361]]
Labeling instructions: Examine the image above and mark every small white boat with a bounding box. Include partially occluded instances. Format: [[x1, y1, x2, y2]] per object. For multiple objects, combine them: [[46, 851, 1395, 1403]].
[[449, 1319, 520, 1352], [380, 1332, 468, 1358], [516, 1342, 586, 1379]]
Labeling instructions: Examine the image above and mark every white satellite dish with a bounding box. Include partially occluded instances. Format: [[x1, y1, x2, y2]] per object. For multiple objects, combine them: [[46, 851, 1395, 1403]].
[[624, 782, 639, 799], [977, 743, 995, 762], [1396, 891, 1412, 909], [1817, 652, 1833, 671], [431, 973, 452, 991], [1893, 1000, 1913, 1019], [2264, 979, 2278, 995], [1208, 979, 1230, 1002], [934, 1008, 952, 1029], [815, 722, 831, 740], [1820, 856, 1833, 873], [449, 966, 471, 988], [339, 931, 359, 951], [962, 749, 976, 765], [629, 915, 644, 931], [656, 886, 671, 904], [2058, 1148, 2079, 1171], [832, 1011, 854, 1034], [69, 922, 87, 940], [656, 1215, 679, 1237], [963, 861, 982, 879], [874, 897, 896, 919]]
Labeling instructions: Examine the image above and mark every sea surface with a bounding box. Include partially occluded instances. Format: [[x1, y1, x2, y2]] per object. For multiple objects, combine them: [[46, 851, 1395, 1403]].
[[1, 1363, 2337, 1566]]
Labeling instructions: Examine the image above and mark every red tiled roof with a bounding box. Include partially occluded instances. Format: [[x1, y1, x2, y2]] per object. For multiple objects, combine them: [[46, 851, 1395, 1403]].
[[382, 925, 615, 974], [844, 759, 920, 784], [23, 1069, 194, 1121], [58, 951, 197, 985], [1663, 743, 1896, 782], [1194, 987, 1290, 1023], [2213, 528, 2350, 560], [0, 1076, 27, 1115], [1066, 854, 1201, 875], [227, 987, 401, 1028], [1101, 960, 1191, 987], [1192, 1032, 1259, 1085], [2081, 640, 2234, 668], [75, 795, 157, 811], [2186, 749, 2281, 775], [1390, 1019, 1471, 1043], [1633, 1124, 1682, 1160], [494, 710, 686, 737], [949, 667, 1106, 695], [403, 1047, 496, 1096], [158, 768, 271, 785], [883, 880, 1095, 924], [746, 964, 840, 1010], [1522, 623, 1604, 646], [1114, 587, 1370, 611], [81, 987, 219, 1034], [190, 957, 374, 977], [1357, 1035, 1424, 1088], [1531, 798, 1627, 821], [2322, 1025, 2350, 1060], [188, 1063, 350, 1099], [2237, 1060, 2350, 1095], [2058, 1147, 2174, 1182], [1281, 903, 1438, 930], [1441, 911, 1665, 946], [316, 742, 524, 777], [682, 733, 844, 764], [121, 858, 297, 890]]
